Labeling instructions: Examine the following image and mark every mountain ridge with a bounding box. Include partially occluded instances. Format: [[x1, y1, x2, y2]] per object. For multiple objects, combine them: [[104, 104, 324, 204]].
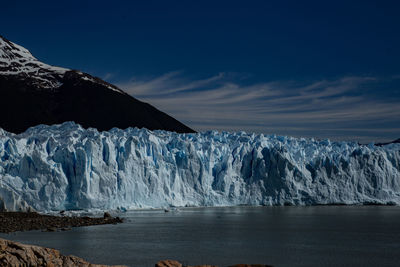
[[375, 138, 400, 146], [0, 35, 194, 134]]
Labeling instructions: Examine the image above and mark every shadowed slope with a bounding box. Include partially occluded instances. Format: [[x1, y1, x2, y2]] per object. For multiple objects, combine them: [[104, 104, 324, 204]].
[[0, 35, 194, 134]]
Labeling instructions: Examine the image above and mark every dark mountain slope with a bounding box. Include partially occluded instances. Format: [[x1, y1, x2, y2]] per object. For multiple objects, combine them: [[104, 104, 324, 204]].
[[0, 35, 194, 134], [375, 138, 400, 146]]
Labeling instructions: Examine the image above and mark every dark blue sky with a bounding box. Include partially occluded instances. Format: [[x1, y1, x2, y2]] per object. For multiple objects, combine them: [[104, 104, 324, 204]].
[[2, 0, 399, 142]]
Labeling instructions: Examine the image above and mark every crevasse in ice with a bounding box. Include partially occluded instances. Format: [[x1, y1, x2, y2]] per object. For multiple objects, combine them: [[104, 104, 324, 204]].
[[0, 122, 399, 211]]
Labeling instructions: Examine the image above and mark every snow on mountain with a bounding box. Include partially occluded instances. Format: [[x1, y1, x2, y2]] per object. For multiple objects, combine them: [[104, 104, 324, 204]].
[[0, 35, 194, 134], [0, 36, 68, 88], [0, 35, 124, 93], [0, 122, 399, 212]]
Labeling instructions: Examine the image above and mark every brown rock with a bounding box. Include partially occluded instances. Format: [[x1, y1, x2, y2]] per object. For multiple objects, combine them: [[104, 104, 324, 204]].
[[156, 259, 183, 267], [0, 238, 126, 267]]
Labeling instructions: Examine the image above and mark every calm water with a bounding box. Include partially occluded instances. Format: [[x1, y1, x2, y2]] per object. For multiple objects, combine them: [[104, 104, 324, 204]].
[[1, 206, 400, 267]]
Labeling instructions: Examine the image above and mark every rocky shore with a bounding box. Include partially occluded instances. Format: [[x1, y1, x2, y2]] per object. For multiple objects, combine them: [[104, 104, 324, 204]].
[[0, 211, 123, 233], [0, 212, 271, 266], [0, 238, 125, 266], [0, 238, 272, 267]]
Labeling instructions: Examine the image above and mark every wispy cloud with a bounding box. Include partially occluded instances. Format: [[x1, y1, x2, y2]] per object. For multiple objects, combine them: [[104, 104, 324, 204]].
[[102, 73, 115, 81], [117, 73, 400, 143]]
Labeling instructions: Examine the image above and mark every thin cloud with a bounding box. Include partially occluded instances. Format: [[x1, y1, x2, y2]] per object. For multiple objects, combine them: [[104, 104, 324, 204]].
[[119, 72, 225, 96], [103, 73, 115, 81], [117, 73, 400, 143]]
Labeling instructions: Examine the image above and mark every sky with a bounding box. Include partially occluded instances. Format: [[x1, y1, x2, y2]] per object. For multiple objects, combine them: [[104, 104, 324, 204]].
[[1, 0, 399, 142]]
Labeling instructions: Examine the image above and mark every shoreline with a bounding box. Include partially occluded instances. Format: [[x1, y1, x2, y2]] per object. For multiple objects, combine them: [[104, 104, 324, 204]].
[[0, 237, 272, 267], [52, 202, 400, 214], [0, 211, 123, 233], [1, 206, 397, 266]]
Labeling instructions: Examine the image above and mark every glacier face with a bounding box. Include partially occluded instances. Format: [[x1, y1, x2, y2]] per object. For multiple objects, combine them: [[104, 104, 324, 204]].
[[0, 122, 399, 212]]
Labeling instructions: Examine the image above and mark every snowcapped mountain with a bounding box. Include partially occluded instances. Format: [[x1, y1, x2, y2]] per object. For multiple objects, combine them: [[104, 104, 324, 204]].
[[0, 36, 69, 88], [0, 36, 399, 212], [0, 122, 399, 212], [0, 35, 194, 134]]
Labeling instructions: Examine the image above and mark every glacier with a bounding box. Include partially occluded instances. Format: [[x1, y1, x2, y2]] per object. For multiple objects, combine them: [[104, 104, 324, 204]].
[[0, 122, 399, 212]]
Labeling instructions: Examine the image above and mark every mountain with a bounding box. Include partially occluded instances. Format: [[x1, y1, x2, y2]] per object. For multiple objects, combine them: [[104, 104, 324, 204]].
[[375, 138, 400, 146], [0, 35, 194, 134]]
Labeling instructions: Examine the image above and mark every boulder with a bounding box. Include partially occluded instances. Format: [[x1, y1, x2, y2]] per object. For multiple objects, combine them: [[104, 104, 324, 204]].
[[0, 238, 125, 267]]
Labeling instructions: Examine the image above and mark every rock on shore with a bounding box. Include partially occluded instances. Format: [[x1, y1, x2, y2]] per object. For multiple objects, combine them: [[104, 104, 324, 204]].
[[0, 239, 272, 267], [0, 238, 125, 266]]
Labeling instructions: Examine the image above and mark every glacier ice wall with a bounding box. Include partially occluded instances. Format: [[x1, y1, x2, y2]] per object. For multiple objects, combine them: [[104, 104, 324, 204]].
[[0, 122, 399, 211]]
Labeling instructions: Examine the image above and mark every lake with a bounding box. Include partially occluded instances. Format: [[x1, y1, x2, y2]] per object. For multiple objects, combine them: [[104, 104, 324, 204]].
[[1, 206, 400, 267]]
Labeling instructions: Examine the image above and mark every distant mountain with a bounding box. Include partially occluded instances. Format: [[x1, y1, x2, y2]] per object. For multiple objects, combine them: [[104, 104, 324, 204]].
[[0, 35, 194, 134], [375, 138, 400, 146]]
